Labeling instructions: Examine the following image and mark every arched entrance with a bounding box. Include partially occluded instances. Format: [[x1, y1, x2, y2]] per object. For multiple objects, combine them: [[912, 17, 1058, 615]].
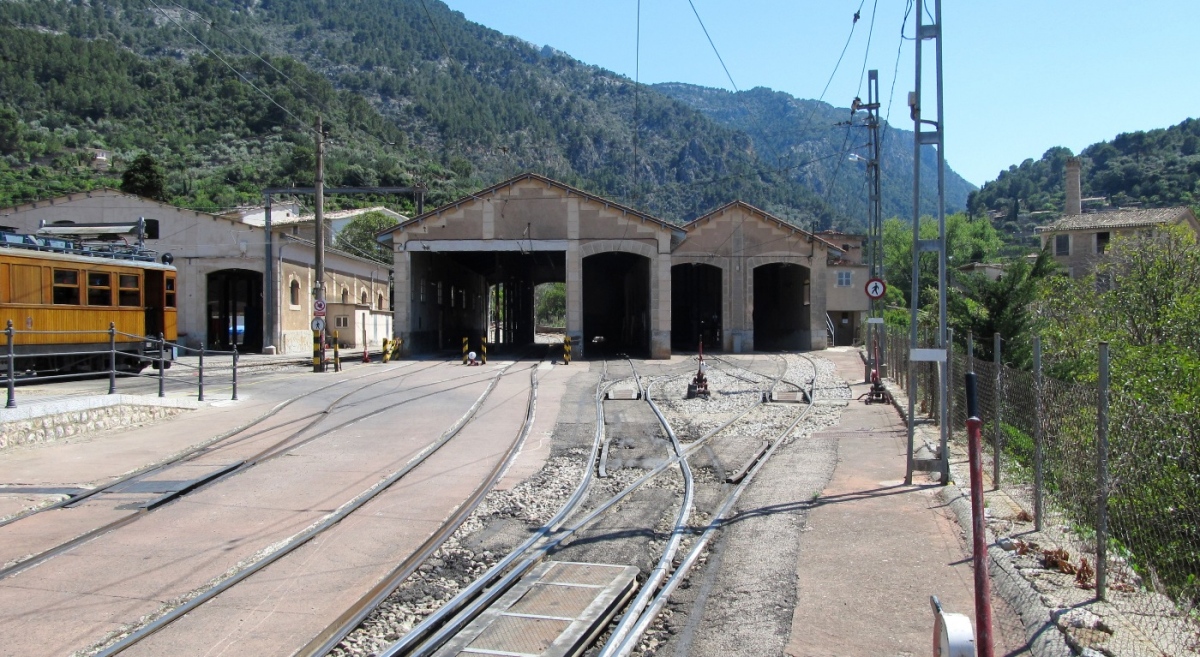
[[671, 263, 722, 351], [752, 262, 810, 351], [207, 269, 263, 352], [583, 251, 650, 357]]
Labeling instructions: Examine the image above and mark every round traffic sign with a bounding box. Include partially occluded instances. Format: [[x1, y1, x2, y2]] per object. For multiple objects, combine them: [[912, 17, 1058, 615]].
[[311, 317, 326, 332], [313, 299, 327, 313], [865, 278, 887, 300]]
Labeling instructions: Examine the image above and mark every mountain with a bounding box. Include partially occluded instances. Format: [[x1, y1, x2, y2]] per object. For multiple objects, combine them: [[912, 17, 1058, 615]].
[[654, 83, 977, 220], [967, 118, 1200, 243], [0, 0, 967, 231]]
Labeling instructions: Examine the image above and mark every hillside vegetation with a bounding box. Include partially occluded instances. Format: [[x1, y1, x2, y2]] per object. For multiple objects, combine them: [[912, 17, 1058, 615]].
[[967, 118, 1200, 242], [0, 0, 974, 231]]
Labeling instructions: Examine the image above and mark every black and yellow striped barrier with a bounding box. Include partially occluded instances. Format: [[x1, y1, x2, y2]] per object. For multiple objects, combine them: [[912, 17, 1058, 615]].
[[333, 332, 341, 372], [462, 336, 469, 364], [564, 335, 572, 365], [312, 330, 322, 372], [381, 338, 391, 363], [481, 341, 487, 364]]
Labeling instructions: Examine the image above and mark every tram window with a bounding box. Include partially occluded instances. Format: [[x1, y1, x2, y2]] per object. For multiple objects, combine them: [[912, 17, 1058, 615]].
[[53, 269, 80, 305], [87, 271, 113, 306], [165, 276, 176, 308], [118, 274, 141, 307]]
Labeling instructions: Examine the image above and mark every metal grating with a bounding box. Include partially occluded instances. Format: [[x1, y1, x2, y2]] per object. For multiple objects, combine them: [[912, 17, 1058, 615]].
[[440, 561, 638, 657], [468, 616, 569, 654], [605, 389, 640, 401], [540, 562, 625, 587], [510, 584, 597, 619]]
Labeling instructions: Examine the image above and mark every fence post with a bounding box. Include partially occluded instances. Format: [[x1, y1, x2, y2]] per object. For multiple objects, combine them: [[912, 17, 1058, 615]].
[[108, 322, 117, 395], [157, 333, 165, 398], [993, 332, 1002, 490], [1033, 335, 1045, 532], [231, 344, 239, 401], [198, 343, 205, 402], [1096, 342, 1110, 600], [5, 320, 15, 409]]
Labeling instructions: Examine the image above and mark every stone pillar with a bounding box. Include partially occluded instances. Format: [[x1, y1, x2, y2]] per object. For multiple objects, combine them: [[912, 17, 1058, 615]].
[[1065, 156, 1082, 216], [394, 247, 412, 354], [650, 249, 672, 358], [565, 200, 584, 352], [808, 258, 828, 350]]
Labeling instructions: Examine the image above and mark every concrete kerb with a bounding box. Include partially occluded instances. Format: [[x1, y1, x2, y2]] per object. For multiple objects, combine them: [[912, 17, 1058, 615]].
[[876, 358, 1075, 657]]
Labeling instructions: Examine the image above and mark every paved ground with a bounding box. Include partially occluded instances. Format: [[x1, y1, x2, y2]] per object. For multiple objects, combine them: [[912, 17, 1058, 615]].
[[0, 349, 1043, 656]]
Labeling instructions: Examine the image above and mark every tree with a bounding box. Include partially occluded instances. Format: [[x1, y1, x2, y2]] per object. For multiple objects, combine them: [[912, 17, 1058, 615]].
[[0, 106, 20, 155], [334, 210, 399, 264], [120, 153, 165, 200], [882, 213, 1005, 312], [946, 248, 1054, 366], [534, 282, 565, 326]]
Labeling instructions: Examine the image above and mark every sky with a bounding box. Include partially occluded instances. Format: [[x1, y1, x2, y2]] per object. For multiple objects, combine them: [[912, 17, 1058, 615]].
[[439, 0, 1200, 188]]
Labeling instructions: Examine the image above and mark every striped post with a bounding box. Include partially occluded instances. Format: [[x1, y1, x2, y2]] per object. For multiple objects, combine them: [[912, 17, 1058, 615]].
[[462, 336, 469, 365], [313, 331, 321, 371], [481, 340, 487, 364], [382, 338, 391, 363], [564, 335, 572, 365], [333, 332, 341, 372]]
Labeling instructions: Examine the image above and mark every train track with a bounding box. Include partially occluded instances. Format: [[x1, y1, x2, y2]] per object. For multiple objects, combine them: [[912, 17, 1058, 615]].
[[0, 358, 496, 579], [332, 353, 820, 657], [82, 352, 549, 656]]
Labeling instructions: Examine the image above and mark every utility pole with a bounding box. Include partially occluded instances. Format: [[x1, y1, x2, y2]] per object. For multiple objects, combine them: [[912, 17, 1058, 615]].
[[905, 0, 949, 485], [859, 70, 883, 381], [314, 115, 327, 373]]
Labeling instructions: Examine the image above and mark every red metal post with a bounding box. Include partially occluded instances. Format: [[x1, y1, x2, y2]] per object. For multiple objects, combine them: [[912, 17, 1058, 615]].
[[965, 371, 994, 657]]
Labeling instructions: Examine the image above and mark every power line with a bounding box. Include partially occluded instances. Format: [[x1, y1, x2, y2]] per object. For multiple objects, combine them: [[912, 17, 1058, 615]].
[[686, 0, 739, 93], [856, 0, 880, 96]]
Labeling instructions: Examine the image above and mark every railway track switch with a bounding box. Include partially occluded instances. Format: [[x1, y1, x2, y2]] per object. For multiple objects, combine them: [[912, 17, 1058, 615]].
[[686, 338, 710, 399]]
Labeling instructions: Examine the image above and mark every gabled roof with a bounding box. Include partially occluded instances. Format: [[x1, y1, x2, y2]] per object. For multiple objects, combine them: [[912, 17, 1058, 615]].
[[684, 200, 839, 252], [1035, 207, 1196, 233], [377, 172, 682, 239]]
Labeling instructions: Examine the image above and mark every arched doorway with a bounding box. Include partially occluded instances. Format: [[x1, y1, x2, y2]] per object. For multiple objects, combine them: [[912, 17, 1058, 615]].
[[752, 262, 809, 351], [207, 269, 263, 352], [583, 251, 650, 357], [671, 263, 722, 351]]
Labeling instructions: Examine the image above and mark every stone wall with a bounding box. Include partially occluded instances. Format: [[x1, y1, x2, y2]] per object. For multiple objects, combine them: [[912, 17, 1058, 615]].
[[0, 405, 190, 451]]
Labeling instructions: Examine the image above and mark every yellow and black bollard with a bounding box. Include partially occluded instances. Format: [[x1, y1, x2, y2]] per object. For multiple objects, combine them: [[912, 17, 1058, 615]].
[[381, 338, 391, 363], [391, 338, 402, 360], [564, 335, 572, 365], [312, 330, 322, 372], [463, 336, 470, 365], [333, 332, 341, 372], [481, 340, 487, 364]]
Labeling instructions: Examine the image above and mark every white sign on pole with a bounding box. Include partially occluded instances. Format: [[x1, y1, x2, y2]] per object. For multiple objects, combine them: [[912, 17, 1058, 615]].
[[311, 317, 326, 332]]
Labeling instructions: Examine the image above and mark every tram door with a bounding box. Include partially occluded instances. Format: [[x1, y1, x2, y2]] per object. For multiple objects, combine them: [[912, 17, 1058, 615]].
[[207, 269, 263, 352]]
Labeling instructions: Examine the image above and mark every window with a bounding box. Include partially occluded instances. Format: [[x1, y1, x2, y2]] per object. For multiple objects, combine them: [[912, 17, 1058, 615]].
[[361, 291, 368, 305], [119, 274, 141, 307], [335, 316, 349, 328], [1096, 232, 1110, 254], [87, 271, 113, 306], [290, 280, 300, 306], [378, 293, 384, 309], [53, 269, 80, 305], [836, 271, 852, 287], [1055, 234, 1070, 256], [341, 287, 349, 304], [165, 276, 176, 308]]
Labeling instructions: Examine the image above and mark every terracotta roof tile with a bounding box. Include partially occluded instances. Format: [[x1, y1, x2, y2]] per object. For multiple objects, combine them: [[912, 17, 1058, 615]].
[[1035, 207, 1194, 233]]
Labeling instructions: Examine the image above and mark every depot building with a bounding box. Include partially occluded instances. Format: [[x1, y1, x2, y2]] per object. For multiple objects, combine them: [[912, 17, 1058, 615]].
[[379, 173, 839, 358]]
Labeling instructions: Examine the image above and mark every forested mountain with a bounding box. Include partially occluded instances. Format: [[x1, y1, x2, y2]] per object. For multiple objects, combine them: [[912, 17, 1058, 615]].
[[0, 0, 967, 229], [654, 83, 976, 220], [967, 118, 1200, 241]]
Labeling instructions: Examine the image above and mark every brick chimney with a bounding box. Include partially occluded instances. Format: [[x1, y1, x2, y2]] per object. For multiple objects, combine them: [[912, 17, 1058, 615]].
[[1065, 157, 1082, 215]]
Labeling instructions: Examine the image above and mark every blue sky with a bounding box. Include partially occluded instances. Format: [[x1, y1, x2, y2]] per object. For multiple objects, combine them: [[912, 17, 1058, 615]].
[[440, 1, 1199, 188]]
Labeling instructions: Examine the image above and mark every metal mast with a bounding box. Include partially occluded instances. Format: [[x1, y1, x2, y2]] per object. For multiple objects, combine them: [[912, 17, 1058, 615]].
[[314, 115, 327, 373], [906, 0, 949, 485], [863, 70, 883, 380]]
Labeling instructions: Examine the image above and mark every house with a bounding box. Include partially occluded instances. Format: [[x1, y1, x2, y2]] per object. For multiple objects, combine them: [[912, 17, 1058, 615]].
[[818, 230, 870, 346], [957, 262, 1006, 281], [1035, 157, 1200, 277], [0, 189, 391, 355]]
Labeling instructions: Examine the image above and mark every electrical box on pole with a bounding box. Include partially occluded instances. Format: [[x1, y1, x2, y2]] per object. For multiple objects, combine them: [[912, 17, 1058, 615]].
[[906, 0, 950, 485]]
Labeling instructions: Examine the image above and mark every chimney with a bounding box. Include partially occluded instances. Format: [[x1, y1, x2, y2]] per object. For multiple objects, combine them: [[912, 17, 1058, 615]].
[[1065, 156, 1082, 215]]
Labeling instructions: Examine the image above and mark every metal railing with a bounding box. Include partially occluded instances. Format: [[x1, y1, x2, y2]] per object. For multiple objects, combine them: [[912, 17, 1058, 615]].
[[882, 325, 1200, 654], [2, 321, 240, 408]]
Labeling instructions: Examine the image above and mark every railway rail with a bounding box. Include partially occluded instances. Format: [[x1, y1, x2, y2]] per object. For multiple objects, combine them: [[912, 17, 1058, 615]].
[[335, 353, 819, 657]]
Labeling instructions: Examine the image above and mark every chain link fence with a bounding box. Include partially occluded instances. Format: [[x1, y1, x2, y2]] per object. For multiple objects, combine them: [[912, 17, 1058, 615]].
[[881, 326, 1200, 655]]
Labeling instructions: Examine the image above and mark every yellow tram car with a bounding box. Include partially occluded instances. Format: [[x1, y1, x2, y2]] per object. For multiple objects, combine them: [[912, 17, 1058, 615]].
[[0, 227, 177, 374]]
